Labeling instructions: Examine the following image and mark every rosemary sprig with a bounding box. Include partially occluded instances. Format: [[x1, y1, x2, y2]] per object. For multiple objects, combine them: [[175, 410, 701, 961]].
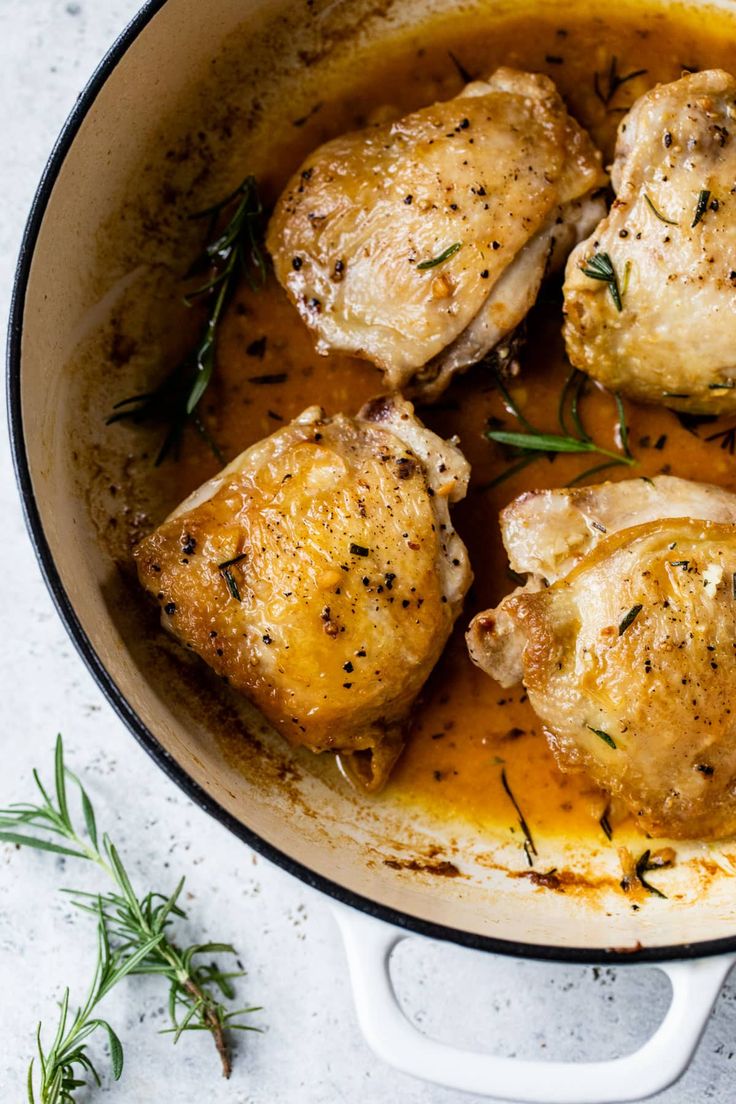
[[594, 56, 648, 110], [0, 736, 259, 1097], [28, 904, 162, 1104], [108, 174, 265, 464], [579, 252, 623, 311], [486, 367, 636, 481]]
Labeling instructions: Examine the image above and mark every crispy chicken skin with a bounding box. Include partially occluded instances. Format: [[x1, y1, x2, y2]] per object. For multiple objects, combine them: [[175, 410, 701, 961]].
[[467, 477, 736, 839], [268, 68, 606, 399], [135, 397, 471, 791], [564, 69, 736, 414]]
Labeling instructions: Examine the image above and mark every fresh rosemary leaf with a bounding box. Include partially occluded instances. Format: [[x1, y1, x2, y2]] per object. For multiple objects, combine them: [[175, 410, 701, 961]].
[[2, 736, 259, 1098], [0, 831, 88, 858], [570, 371, 592, 442], [248, 372, 288, 385], [221, 571, 241, 602], [621, 259, 632, 299], [487, 430, 596, 453], [614, 393, 632, 458], [491, 367, 537, 433], [587, 725, 617, 749], [475, 454, 538, 491], [448, 50, 473, 83], [599, 804, 613, 841], [705, 425, 736, 454], [218, 553, 247, 603], [594, 56, 648, 108], [566, 459, 629, 486], [579, 252, 622, 311], [618, 603, 643, 635], [692, 189, 711, 228], [643, 193, 679, 225], [500, 768, 537, 866], [557, 368, 578, 438], [416, 241, 462, 270]]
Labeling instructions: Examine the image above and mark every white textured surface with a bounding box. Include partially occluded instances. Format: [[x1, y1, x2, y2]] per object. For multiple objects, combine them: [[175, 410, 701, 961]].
[[2, 3, 736, 1101]]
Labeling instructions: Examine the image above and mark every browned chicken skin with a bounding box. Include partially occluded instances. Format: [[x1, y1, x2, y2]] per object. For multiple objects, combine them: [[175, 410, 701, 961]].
[[564, 69, 736, 414], [135, 397, 471, 791], [467, 477, 736, 839], [267, 68, 606, 399]]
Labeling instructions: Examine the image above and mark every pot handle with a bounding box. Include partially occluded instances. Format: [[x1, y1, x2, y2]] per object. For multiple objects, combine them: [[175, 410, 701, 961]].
[[333, 902, 735, 1103]]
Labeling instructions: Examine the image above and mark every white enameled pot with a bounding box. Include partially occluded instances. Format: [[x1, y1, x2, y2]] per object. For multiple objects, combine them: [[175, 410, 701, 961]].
[[8, 1, 736, 1098]]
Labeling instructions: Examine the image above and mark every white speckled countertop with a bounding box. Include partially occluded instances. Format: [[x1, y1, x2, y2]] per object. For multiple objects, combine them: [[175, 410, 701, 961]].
[[2, 4, 736, 1101]]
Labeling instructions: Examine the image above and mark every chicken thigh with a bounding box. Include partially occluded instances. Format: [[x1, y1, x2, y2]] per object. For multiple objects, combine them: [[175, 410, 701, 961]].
[[564, 69, 736, 414], [268, 68, 606, 399], [135, 396, 471, 791], [467, 476, 736, 838]]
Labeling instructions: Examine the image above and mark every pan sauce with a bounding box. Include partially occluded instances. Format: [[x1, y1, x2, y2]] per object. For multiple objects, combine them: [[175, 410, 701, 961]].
[[164, 0, 736, 846]]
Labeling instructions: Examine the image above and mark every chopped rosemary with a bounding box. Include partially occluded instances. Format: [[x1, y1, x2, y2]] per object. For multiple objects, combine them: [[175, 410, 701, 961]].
[[618, 603, 643, 635], [635, 849, 668, 899], [448, 51, 473, 83], [705, 425, 736, 454], [416, 242, 462, 270], [248, 372, 288, 385], [218, 553, 247, 602], [708, 380, 736, 390], [594, 56, 648, 109], [600, 804, 613, 841], [579, 252, 623, 311], [108, 174, 265, 464], [349, 543, 370, 557], [691, 189, 711, 228], [501, 768, 537, 867], [732, 572, 736, 599], [587, 725, 617, 750], [643, 193, 679, 226]]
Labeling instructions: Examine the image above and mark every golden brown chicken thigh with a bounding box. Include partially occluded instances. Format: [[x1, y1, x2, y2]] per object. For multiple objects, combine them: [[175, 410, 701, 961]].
[[467, 476, 736, 839], [564, 69, 736, 414], [268, 68, 606, 399], [135, 397, 471, 790]]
